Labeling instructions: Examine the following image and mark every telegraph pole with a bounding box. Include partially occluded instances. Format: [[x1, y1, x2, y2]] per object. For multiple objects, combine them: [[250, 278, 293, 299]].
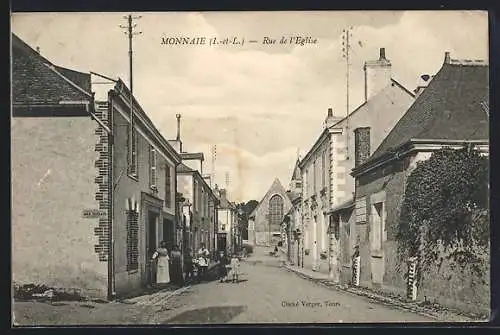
[[341, 27, 353, 160], [120, 14, 142, 173], [211, 145, 217, 187]]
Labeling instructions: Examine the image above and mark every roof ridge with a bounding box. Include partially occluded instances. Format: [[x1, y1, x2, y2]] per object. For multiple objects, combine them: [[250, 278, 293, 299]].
[[449, 59, 488, 66], [43, 63, 93, 98]]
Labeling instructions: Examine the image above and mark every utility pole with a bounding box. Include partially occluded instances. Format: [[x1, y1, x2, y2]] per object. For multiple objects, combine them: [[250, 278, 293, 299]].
[[120, 14, 142, 173], [341, 27, 353, 160], [211, 145, 217, 187], [225, 171, 230, 200]]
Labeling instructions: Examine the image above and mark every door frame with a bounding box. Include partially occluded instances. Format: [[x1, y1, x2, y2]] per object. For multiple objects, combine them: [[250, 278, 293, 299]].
[[141, 192, 163, 287]]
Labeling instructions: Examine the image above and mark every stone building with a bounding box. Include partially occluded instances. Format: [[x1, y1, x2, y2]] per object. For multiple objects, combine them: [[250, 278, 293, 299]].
[[12, 33, 105, 298], [169, 115, 218, 257], [248, 178, 292, 246], [215, 187, 237, 253], [351, 53, 489, 314], [299, 47, 415, 281], [11, 33, 183, 299]]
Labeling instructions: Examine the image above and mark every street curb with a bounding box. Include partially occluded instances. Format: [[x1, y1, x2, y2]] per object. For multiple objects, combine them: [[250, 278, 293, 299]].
[[282, 264, 482, 322]]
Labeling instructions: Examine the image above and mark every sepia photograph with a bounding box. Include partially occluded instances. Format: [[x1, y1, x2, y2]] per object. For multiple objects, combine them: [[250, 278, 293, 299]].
[[10, 10, 490, 325]]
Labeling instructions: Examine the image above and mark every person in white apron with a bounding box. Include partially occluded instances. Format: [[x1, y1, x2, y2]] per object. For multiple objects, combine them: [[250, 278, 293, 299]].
[[152, 241, 170, 288], [197, 243, 210, 281]]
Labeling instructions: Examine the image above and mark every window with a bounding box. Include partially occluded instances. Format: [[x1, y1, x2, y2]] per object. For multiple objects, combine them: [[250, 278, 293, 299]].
[[149, 146, 157, 190], [198, 184, 202, 212], [201, 188, 205, 216], [371, 202, 384, 252], [126, 210, 139, 271], [321, 151, 326, 188], [269, 195, 284, 228], [127, 125, 138, 177], [194, 181, 198, 210], [165, 166, 172, 208], [313, 160, 317, 193]]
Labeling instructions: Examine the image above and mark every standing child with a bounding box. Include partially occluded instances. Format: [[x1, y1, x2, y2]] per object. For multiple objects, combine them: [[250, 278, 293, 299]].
[[230, 252, 240, 283]]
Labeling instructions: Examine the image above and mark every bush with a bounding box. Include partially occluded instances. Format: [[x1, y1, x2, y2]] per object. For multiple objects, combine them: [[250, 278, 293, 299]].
[[13, 283, 85, 302], [398, 147, 489, 285]]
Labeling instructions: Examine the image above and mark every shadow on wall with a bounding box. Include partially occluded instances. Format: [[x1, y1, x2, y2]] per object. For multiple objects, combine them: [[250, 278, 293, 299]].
[[164, 305, 248, 324]]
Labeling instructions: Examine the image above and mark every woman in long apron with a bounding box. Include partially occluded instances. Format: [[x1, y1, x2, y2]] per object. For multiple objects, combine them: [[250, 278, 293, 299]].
[[152, 241, 170, 288]]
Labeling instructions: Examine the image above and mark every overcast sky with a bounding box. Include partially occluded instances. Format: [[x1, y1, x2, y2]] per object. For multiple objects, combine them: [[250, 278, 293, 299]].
[[11, 11, 488, 202]]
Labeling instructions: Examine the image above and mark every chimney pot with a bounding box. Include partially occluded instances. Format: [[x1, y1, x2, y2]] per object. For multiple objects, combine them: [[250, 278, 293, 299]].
[[379, 48, 386, 60], [176, 114, 181, 141], [36, 46, 40, 54], [327, 108, 333, 117], [444, 52, 451, 64]]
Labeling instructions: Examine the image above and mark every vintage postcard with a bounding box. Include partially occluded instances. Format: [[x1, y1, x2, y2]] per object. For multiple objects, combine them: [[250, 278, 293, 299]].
[[10, 11, 490, 325]]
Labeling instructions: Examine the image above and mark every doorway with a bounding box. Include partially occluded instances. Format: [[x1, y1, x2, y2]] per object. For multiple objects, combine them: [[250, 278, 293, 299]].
[[217, 233, 227, 252], [146, 211, 159, 287], [163, 218, 174, 248]]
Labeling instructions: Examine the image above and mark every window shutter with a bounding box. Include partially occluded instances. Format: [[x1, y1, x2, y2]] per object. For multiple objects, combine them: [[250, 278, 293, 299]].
[[150, 147, 157, 189]]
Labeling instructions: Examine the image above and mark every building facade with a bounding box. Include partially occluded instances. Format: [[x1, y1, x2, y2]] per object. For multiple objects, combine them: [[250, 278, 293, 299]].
[[108, 79, 181, 297], [249, 178, 292, 246], [11, 33, 108, 298], [216, 188, 237, 253], [351, 53, 489, 314], [299, 48, 415, 281], [11, 33, 184, 299], [177, 163, 218, 257]]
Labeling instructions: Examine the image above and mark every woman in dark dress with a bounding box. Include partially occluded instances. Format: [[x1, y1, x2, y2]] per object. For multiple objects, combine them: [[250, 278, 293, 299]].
[[184, 248, 194, 282], [170, 245, 184, 287], [217, 251, 229, 282]]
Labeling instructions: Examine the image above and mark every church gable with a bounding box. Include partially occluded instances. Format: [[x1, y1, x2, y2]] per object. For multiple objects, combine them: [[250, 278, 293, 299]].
[[251, 178, 292, 232]]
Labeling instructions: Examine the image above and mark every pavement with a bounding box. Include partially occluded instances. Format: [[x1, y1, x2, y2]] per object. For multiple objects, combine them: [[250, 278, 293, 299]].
[[280, 248, 486, 323]]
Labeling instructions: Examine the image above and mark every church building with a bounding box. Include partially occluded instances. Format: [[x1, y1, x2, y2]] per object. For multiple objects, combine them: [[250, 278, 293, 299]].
[[247, 178, 292, 246]]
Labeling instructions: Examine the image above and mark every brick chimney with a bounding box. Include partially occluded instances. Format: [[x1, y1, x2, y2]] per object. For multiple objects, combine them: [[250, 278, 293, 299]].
[[324, 107, 342, 129], [444, 51, 451, 64], [354, 127, 371, 168], [363, 48, 392, 102]]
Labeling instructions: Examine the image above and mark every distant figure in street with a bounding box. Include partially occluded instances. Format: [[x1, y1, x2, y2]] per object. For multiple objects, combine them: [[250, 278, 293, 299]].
[[274, 245, 279, 254], [170, 245, 183, 287], [152, 241, 170, 288], [217, 250, 229, 282], [197, 243, 210, 280], [184, 248, 194, 282], [230, 252, 240, 283]]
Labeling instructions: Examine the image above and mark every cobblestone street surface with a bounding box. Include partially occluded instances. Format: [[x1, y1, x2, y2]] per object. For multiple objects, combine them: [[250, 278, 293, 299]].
[[14, 246, 438, 325]]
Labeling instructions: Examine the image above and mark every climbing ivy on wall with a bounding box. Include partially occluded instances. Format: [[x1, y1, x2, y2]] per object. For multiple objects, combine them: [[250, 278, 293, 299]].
[[397, 146, 489, 284]]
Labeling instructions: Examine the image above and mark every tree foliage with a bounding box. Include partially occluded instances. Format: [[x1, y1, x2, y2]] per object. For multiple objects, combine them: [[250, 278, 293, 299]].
[[235, 200, 259, 240], [397, 147, 489, 283]]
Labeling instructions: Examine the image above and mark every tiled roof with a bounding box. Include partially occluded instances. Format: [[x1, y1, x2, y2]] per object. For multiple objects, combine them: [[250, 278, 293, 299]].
[[286, 190, 301, 203], [290, 159, 301, 181], [12, 33, 92, 106], [367, 60, 489, 164], [299, 78, 414, 168], [181, 152, 204, 160]]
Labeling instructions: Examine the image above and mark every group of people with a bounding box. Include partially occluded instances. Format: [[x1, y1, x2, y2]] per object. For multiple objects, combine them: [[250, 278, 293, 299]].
[[151, 242, 211, 288], [216, 250, 241, 283]]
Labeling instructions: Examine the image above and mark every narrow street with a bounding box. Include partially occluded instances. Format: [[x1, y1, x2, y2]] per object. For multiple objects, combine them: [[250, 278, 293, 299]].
[[147, 246, 433, 324], [13, 246, 435, 325]]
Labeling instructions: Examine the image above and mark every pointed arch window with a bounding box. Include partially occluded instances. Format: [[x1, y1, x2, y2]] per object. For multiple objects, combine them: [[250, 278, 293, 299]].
[[269, 195, 284, 227]]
